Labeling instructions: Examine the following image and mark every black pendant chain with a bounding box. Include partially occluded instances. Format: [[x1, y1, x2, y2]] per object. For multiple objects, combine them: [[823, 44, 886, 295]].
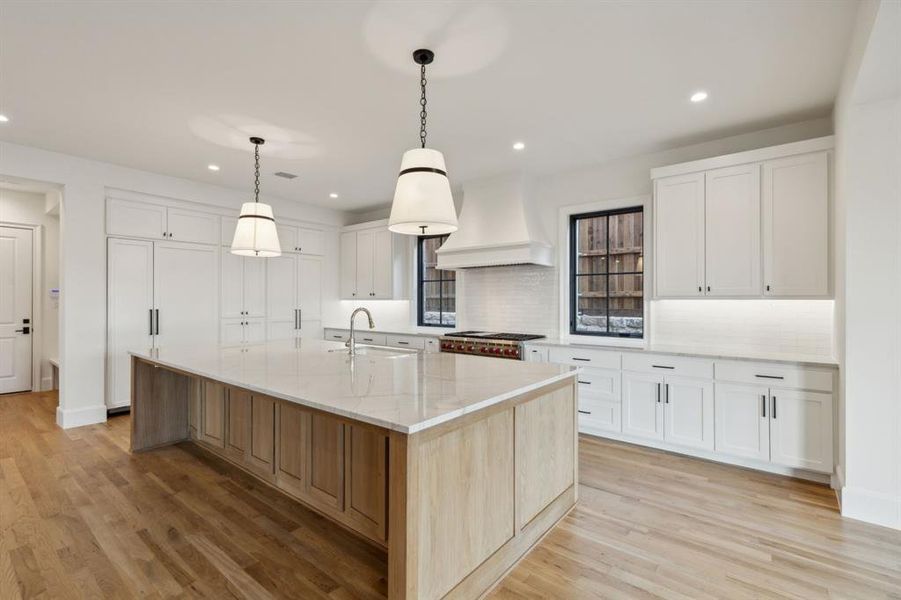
[[254, 142, 261, 202], [419, 62, 428, 149]]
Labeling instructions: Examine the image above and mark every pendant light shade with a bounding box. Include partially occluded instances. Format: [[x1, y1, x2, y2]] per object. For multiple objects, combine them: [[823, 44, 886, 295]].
[[388, 148, 457, 235], [231, 202, 281, 257], [388, 49, 458, 236], [231, 137, 281, 257]]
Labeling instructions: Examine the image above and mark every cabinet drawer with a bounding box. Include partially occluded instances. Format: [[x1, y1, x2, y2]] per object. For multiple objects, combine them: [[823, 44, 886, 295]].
[[622, 353, 713, 379], [548, 346, 621, 369], [356, 332, 387, 346], [578, 396, 622, 434], [715, 361, 834, 392], [576, 367, 621, 402], [325, 329, 349, 342], [424, 338, 440, 353], [524, 346, 548, 363], [386, 334, 425, 350]]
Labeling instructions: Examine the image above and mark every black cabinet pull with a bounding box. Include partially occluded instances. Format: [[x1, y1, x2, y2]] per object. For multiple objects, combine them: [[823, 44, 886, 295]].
[[766, 284, 771, 292], [755, 374, 784, 380], [572, 357, 591, 362], [656, 383, 661, 403], [665, 383, 670, 404], [707, 286, 711, 292], [652, 365, 675, 370], [578, 380, 590, 385], [149, 309, 154, 335], [578, 410, 591, 415], [397, 341, 409, 345], [772, 396, 777, 419], [698, 286, 702, 292], [761, 394, 766, 418], [154, 309, 160, 335]]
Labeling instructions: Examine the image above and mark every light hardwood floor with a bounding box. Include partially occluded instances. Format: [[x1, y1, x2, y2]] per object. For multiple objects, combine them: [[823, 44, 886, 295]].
[[2, 391, 899, 599]]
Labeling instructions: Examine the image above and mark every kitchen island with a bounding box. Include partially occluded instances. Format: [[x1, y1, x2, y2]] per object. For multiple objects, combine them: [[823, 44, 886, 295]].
[[129, 338, 578, 600]]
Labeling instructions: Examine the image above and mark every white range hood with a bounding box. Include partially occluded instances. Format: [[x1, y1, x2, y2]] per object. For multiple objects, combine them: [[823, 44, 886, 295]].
[[436, 176, 553, 269]]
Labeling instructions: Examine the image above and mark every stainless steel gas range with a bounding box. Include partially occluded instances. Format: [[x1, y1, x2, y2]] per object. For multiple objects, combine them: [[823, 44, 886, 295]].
[[439, 331, 546, 360]]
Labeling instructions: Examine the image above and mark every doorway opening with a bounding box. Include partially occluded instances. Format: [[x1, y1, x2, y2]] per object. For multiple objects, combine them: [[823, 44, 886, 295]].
[[0, 178, 62, 398]]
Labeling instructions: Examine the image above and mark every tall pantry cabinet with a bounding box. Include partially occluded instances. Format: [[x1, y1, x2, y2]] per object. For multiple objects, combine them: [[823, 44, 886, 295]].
[[106, 237, 219, 409]]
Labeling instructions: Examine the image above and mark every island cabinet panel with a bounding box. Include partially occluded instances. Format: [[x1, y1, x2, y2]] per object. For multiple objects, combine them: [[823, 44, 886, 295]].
[[414, 409, 515, 600], [515, 385, 576, 528], [130, 358, 192, 451], [225, 388, 251, 459], [345, 425, 388, 542], [198, 380, 226, 448], [187, 377, 201, 437], [308, 413, 346, 511], [276, 402, 308, 497], [248, 395, 276, 474]]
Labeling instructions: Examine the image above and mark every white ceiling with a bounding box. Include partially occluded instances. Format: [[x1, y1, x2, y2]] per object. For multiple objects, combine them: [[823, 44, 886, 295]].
[[0, 1, 857, 211]]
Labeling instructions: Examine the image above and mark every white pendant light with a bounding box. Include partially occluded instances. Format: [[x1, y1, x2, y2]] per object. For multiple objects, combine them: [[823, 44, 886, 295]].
[[231, 137, 281, 257], [388, 49, 458, 236]]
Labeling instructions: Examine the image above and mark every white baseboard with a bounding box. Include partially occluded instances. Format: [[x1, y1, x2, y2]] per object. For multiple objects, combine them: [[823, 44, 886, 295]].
[[56, 404, 107, 429], [841, 486, 901, 530], [581, 428, 832, 485]]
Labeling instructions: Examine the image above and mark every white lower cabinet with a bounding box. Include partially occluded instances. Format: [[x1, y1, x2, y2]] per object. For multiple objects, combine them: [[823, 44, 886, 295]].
[[663, 376, 715, 451], [714, 382, 833, 473], [622, 372, 664, 441], [714, 382, 770, 461], [622, 371, 713, 450], [577, 368, 621, 435], [768, 389, 833, 472]]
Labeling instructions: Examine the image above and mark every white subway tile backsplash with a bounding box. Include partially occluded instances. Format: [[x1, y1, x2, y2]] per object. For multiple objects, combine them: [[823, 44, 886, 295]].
[[651, 299, 834, 358], [460, 265, 558, 338]]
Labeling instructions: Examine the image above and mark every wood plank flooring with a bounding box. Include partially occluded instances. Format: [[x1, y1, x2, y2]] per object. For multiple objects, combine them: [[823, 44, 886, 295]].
[[2, 391, 899, 599]]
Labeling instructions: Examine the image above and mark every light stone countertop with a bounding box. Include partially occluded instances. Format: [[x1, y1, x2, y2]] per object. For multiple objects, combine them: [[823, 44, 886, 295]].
[[323, 325, 446, 338], [130, 339, 576, 434], [525, 338, 838, 368]]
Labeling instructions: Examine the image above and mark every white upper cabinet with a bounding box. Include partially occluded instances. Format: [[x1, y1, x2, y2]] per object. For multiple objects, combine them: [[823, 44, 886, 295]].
[[652, 138, 832, 299], [220, 247, 266, 320], [339, 231, 358, 298], [107, 198, 167, 240], [166, 207, 219, 244], [277, 225, 299, 253], [340, 221, 409, 300], [298, 228, 325, 255], [762, 152, 829, 297], [704, 164, 761, 296], [107, 198, 218, 244], [654, 173, 705, 297]]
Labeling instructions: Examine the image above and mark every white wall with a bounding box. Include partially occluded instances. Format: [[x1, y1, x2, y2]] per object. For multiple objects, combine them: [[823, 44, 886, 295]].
[[0, 188, 60, 389], [833, 0, 900, 530], [0, 141, 346, 429]]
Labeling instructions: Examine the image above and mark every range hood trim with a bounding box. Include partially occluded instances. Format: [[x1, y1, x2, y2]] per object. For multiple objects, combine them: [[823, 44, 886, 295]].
[[436, 240, 554, 270]]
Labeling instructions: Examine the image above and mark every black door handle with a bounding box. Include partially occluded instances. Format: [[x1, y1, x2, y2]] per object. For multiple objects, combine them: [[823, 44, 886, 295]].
[[14, 327, 30, 334]]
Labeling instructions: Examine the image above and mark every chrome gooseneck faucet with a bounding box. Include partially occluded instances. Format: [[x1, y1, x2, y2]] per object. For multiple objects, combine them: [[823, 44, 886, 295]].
[[346, 307, 375, 356]]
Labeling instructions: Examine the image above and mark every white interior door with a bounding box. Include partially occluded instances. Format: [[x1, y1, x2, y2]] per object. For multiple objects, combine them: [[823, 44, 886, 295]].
[[266, 254, 298, 340], [106, 238, 154, 408], [155, 242, 219, 349], [654, 173, 705, 297], [714, 382, 770, 462], [663, 376, 715, 451], [0, 226, 33, 394], [622, 372, 664, 441], [705, 164, 761, 296]]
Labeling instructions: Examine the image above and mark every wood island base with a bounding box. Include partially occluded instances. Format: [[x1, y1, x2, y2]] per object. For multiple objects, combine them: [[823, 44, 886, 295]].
[[130, 357, 578, 599]]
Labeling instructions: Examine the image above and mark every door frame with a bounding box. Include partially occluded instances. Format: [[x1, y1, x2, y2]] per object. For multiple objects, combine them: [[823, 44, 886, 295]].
[[0, 222, 43, 392]]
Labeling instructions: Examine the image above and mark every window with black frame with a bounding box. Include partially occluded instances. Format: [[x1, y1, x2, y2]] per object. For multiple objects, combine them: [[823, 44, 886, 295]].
[[417, 235, 456, 327], [570, 207, 644, 337]]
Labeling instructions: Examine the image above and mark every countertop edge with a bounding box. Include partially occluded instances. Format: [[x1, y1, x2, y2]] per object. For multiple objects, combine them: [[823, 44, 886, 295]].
[[129, 351, 578, 434]]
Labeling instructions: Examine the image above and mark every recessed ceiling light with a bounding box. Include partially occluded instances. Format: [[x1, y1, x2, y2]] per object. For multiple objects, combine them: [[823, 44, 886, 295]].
[[512, 141, 525, 151], [0, 114, 9, 123], [690, 91, 708, 103], [207, 164, 220, 171], [329, 192, 339, 199]]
